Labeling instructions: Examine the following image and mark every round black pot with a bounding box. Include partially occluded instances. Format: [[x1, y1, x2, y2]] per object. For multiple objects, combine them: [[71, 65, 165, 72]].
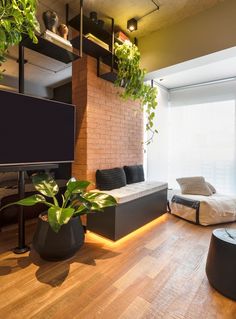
[[33, 214, 85, 261]]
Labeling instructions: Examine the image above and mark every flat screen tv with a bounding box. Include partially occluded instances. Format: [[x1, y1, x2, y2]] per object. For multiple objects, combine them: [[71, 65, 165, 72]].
[[0, 90, 75, 166]]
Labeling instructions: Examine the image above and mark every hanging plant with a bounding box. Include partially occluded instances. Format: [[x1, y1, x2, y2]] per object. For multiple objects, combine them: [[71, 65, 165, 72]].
[[0, 0, 40, 78], [114, 40, 158, 144]]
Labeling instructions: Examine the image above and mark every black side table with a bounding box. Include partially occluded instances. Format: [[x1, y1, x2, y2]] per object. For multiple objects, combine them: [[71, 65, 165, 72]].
[[0, 164, 58, 254], [206, 228, 236, 301]]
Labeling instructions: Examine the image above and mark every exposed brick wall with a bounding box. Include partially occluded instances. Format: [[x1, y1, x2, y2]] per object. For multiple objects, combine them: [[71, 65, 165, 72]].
[[72, 55, 144, 184]]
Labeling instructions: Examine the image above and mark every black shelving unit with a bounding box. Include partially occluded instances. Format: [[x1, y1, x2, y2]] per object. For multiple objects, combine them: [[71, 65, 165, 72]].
[[71, 36, 111, 62], [99, 71, 117, 83], [69, 14, 111, 46], [22, 35, 79, 64], [69, 13, 118, 83]]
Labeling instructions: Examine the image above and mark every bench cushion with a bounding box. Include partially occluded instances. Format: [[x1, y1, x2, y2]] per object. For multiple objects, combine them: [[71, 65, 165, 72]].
[[96, 181, 168, 204], [96, 167, 127, 190], [124, 165, 144, 184]]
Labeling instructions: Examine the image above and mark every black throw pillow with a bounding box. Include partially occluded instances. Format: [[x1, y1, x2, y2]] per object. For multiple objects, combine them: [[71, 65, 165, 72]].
[[96, 167, 127, 190], [124, 165, 145, 184]]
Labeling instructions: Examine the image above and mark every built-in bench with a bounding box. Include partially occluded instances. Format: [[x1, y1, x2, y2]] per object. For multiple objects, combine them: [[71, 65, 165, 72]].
[[87, 166, 168, 240]]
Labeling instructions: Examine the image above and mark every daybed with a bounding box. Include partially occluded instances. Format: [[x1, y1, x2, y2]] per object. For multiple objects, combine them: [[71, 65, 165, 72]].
[[87, 166, 168, 240], [170, 190, 236, 226]]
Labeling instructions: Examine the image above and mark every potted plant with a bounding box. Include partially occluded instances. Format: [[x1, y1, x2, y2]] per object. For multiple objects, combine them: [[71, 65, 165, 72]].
[[114, 41, 158, 143], [1, 173, 117, 261], [0, 0, 40, 77]]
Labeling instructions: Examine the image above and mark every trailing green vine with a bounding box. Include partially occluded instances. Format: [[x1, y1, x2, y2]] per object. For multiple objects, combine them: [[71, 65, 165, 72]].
[[0, 0, 40, 78], [114, 41, 158, 144]]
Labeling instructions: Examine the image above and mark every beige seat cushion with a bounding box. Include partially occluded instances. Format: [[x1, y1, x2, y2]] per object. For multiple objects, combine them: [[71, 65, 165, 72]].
[[176, 176, 212, 196]]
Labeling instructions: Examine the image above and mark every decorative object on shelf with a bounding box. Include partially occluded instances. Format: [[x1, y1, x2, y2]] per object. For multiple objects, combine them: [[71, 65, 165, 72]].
[[42, 29, 72, 49], [97, 19, 105, 28], [114, 41, 158, 143], [90, 11, 98, 23], [58, 24, 69, 40], [42, 10, 59, 33], [115, 31, 130, 43], [1, 173, 117, 260], [85, 33, 109, 51], [0, 0, 39, 78]]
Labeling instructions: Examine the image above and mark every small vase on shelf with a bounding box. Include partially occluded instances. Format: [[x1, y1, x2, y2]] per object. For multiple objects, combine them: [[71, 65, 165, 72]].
[[43, 10, 59, 33]]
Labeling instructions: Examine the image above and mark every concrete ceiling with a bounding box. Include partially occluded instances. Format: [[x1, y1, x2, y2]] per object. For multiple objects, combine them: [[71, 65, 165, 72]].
[[1, 0, 226, 95], [47, 0, 223, 38]]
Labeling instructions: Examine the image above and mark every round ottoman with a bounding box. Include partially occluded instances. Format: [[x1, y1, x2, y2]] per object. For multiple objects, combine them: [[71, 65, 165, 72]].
[[206, 228, 236, 300]]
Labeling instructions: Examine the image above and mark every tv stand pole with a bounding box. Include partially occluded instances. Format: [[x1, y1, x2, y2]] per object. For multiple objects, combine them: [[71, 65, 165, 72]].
[[0, 164, 59, 254], [13, 170, 30, 254]]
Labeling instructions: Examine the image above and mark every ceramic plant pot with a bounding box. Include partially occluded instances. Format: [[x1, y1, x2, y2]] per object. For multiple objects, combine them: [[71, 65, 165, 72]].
[[33, 214, 85, 261]]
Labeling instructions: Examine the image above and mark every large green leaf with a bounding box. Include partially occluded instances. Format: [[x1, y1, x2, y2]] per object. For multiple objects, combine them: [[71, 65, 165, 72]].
[[0, 194, 46, 211], [64, 179, 92, 206], [66, 179, 91, 194], [81, 192, 117, 209], [16, 194, 46, 206], [32, 173, 59, 197], [48, 206, 75, 233]]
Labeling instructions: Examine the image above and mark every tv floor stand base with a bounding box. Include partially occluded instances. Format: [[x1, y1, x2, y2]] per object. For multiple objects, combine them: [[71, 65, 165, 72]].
[[0, 164, 58, 254]]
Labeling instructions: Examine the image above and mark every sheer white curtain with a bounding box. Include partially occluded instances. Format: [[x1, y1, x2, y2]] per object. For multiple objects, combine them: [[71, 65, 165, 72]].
[[147, 79, 236, 195], [168, 100, 236, 194]]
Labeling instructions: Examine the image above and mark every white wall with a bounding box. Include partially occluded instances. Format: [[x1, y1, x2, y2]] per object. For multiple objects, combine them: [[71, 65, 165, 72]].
[[146, 84, 169, 182]]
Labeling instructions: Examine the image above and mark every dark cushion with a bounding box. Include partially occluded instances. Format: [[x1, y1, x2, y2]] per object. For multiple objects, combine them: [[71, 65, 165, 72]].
[[96, 167, 127, 190], [124, 165, 145, 184]]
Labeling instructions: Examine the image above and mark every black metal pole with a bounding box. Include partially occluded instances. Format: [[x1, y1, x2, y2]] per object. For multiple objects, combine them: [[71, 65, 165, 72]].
[[80, 0, 83, 57], [13, 171, 30, 253], [111, 18, 114, 72], [13, 44, 30, 254], [66, 3, 69, 25], [18, 44, 24, 94]]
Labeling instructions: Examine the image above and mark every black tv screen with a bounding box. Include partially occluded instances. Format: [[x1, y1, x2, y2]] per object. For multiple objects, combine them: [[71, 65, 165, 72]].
[[0, 90, 75, 166]]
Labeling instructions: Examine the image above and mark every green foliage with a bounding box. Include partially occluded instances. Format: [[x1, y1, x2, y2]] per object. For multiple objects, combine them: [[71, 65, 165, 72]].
[[0, 0, 40, 77], [0, 173, 117, 233], [114, 41, 158, 144]]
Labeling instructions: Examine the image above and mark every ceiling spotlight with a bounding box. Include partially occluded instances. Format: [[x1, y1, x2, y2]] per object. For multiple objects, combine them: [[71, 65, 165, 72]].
[[127, 18, 138, 32], [127, 1, 160, 33]]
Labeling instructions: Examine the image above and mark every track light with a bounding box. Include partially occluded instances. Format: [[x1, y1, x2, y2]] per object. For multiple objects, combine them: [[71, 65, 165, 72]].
[[127, 0, 160, 32], [127, 18, 138, 32]]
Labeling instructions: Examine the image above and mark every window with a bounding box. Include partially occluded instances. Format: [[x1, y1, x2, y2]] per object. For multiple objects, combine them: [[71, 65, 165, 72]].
[[168, 100, 236, 194]]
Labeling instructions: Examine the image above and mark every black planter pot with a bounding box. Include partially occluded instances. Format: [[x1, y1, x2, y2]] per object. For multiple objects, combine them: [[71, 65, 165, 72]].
[[33, 214, 85, 261]]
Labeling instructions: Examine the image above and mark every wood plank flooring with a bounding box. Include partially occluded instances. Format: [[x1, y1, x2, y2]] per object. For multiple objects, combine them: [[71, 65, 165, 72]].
[[0, 213, 236, 319]]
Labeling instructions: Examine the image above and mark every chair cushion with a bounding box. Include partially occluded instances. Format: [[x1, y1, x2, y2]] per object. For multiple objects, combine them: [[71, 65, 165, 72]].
[[124, 165, 145, 184], [176, 176, 212, 196], [96, 167, 127, 190]]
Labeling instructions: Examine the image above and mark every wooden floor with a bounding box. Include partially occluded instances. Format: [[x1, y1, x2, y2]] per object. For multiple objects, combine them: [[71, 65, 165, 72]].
[[0, 213, 236, 319]]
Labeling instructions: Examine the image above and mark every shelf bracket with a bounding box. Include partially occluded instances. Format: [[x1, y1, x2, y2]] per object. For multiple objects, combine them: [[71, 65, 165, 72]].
[[80, 0, 83, 57]]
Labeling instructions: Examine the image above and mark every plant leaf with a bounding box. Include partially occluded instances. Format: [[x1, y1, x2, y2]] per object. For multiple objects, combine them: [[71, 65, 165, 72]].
[[0, 194, 46, 211], [48, 206, 75, 232], [32, 173, 59, 197], [66, 179, 91, 194], [81, 192, 117, 209], [16, 194, 46, 206]]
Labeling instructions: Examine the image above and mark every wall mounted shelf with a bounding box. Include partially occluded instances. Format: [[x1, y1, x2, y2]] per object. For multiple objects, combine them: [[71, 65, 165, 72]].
[[69, 11, 127, 83], [71, 36, 111, 63], [22, 35, 80, 64], [99, 71, 117, 83], [69, 14, 111, 46]]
